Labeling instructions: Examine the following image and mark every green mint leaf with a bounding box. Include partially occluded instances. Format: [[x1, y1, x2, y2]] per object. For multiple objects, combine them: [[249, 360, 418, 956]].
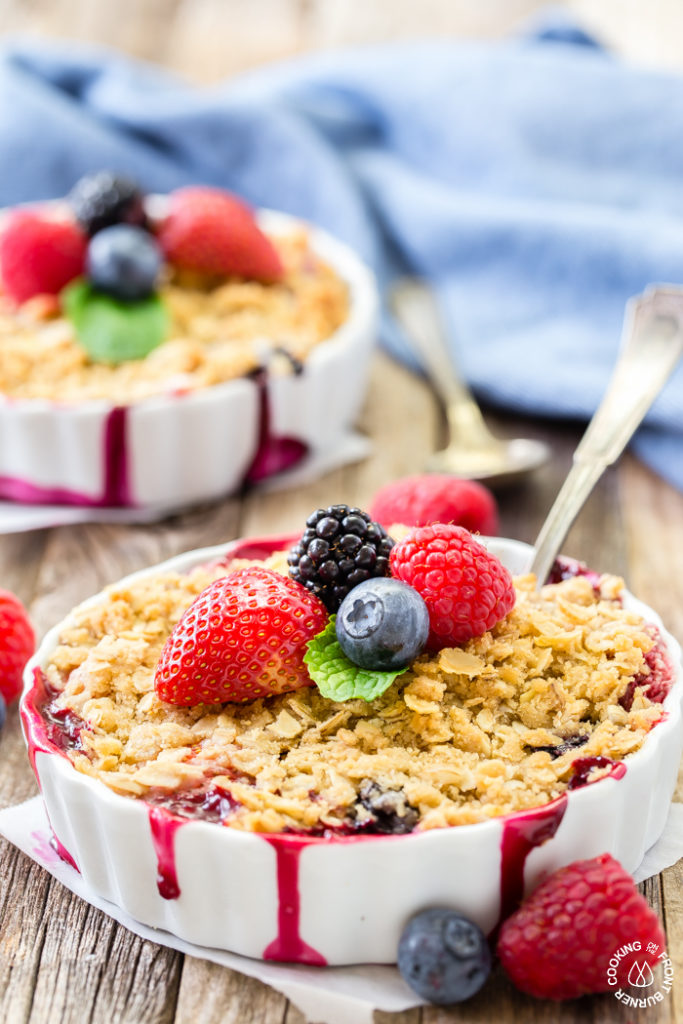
[[62, 279, 169, 364], [304, 617, 403, 703]]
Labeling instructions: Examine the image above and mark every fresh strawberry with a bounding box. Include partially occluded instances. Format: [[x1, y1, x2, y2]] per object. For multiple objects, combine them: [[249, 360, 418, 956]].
[[390, 524, 515, 648], [155, 567, 327, 705], [0, 210, 86, 304], [370, 475, 499, 535], [0, 589, 35, 705], [157, 187, 283, 281], [497, 853, 666, 1000]]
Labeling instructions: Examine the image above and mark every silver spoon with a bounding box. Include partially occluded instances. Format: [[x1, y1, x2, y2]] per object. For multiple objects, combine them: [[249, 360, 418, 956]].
[[530, 285, 683, 585], [391, 280, 550, 486]]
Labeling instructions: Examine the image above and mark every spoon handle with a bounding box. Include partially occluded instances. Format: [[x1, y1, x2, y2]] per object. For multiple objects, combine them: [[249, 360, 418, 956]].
[[530, 287, 683, 585], [391, 280, 496, 448]]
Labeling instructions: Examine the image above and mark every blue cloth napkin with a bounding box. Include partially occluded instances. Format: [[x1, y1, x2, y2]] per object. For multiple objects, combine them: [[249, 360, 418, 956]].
[[1, 19, 682, 488]]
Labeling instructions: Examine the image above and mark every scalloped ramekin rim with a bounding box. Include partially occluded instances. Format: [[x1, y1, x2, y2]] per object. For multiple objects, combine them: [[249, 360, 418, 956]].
[[20, 534, 683, 849]]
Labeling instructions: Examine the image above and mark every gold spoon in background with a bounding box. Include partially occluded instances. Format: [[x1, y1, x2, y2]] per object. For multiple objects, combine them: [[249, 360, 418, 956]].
[[392, 281, 683, 584], [529, 286, 683, 583], [391, 280, 551, 487]]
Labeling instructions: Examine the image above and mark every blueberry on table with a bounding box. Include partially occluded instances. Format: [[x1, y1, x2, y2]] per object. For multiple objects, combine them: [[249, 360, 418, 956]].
[[0, 693, 5, 731], [69, 171, 146, 236], [398, 908, 491, 1005], [335, 577, 429, 671], [87, 226, 162, 301]]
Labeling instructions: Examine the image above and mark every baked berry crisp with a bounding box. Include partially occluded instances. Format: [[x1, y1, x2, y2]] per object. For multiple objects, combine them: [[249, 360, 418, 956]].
[[0, 177, 348, 404], [39, 537, 673, 835]]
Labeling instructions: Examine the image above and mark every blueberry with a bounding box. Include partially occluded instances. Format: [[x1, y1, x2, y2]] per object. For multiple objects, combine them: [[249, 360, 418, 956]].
[[87, 225, 162, 301], [335, 577, 429, 671], [397, 908, 491, 1005], [0, 693, 5, 731]]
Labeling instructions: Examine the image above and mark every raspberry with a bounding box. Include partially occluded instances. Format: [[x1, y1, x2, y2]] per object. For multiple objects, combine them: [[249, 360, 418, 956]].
[[390, 524, 515, 648], [0, 589, 35, 705], [0, 211, 86, 304], [288, 505, 394, 612], [497, 853, 666, 1000], [154, 567, 327, 706], [157, 187, 283, 281], [69, 172, 146, 237], [620, 626, 674, 711], [370, 475, 499, 535]]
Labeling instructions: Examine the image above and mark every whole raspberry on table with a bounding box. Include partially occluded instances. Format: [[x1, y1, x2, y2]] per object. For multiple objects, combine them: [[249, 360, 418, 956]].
[[0, 589, 35, 706], [390, 524, 515, 647], [370, 475, 499, 536], [0, 211, 86, 304], [157, 186, 284, 281], [497, 853, 666, 1000], [154, 567, 327, 706]]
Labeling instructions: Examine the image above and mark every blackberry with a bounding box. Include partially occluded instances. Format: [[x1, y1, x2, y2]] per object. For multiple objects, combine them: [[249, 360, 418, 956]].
[[357, 780, 418, 834], [287, 504, 394, 612], [534, 733, 589, 759], [69, 171, 146, 237]]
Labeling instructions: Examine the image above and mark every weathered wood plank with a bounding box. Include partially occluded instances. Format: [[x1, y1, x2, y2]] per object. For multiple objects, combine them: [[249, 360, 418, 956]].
[[175, 958, 287, 1023], [24, 885, 181, 1024]]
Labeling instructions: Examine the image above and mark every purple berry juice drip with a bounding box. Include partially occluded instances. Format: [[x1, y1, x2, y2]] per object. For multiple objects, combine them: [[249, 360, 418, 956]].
[[101, 406, 131, 506], [50, 834, 79, 871], [244, 369, 308, 484], [262, 834, 327, 965], [497, 794, 568, 928], [0, 406, 132, 507], [20, 668, 83, 871], [148, 807, 183, 900]]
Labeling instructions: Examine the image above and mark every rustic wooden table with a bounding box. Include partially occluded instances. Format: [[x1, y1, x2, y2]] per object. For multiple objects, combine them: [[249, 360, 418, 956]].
[[1, 1, 683, 1021]]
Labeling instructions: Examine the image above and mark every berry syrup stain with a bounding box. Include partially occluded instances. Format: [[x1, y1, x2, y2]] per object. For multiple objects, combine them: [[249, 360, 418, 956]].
[[145, 787, 241, 900], [20, 667, 83, 871], [147, 808, 183, 900], [140, 796, 327, 963], [0, 406, 131, 506], [262, 835, 327, 965], [1, 364, 311, 507], [497, 756, 627, 930], [497, 795, 568, 927], [547, 556, 601, 591], [244, 369, 308, 484], [567, 757, 626, 791]]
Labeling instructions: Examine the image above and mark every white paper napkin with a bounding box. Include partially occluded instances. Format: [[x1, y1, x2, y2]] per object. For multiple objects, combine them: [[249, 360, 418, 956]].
[[0, 433, 372, 535], [1, 796, 681, 1024]]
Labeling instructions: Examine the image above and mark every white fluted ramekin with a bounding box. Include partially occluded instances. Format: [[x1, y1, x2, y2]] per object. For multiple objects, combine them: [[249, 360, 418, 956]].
[[0, 209, 378, 510], [20, 537, 683, 965]]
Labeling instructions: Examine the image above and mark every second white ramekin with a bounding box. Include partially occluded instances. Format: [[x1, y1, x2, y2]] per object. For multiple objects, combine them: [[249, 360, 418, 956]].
[[0, 209, 378, 510]]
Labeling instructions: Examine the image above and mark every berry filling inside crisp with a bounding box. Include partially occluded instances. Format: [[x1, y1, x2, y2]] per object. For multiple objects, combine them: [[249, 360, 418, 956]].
[[37, 546, 674, 835]]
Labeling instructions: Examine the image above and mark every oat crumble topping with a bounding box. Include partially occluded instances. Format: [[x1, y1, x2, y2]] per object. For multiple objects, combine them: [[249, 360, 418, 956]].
[[0, 231, 348, 404], [40, 551, 669, 834]]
